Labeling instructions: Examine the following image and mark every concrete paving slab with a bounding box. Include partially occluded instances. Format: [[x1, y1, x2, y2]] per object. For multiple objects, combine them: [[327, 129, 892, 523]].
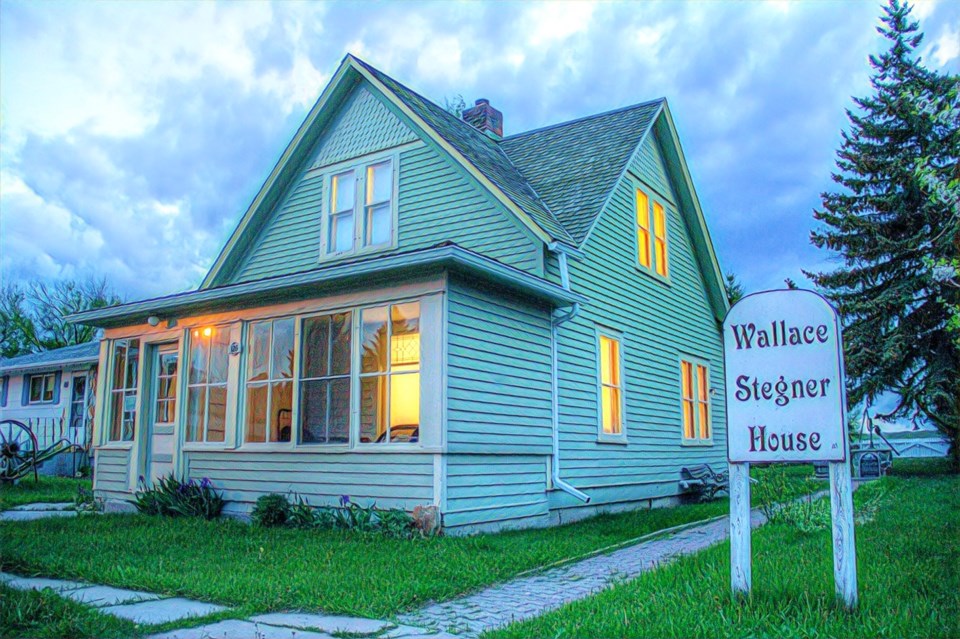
[[102, 597, 227, 624], [0, 573, 89, 592], [251, 612, 389, 634], [380, 624, 435, 638], [145, 619, 334, 639], [61, 584, 162, 607], [9, 502, 74, 511], [0, 509, 77, 521]]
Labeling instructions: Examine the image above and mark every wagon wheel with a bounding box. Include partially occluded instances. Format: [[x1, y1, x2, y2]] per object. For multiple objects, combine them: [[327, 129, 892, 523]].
[[0, 419, 39, 483]]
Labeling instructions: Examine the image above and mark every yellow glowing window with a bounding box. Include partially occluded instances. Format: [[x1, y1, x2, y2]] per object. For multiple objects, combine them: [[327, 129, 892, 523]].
[[599, 335, 623, 436], [636, 189, 651, 268], [653, 202, 668, 276], [697, 364, 710, 439], [681, 360, 710, 441]]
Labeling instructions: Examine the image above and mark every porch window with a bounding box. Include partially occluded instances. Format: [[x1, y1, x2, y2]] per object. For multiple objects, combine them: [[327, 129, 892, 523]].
[[186, 326, 230, 443], [598, 334, 623, 437], [324, 157, 394, 257], [681, 359, 711, 442], [27, 373, 57, 404], [300, 312, 352, 444], [245, 318, 295, 443], [359, 302, 420, 444], [108, 339, 140, 442]]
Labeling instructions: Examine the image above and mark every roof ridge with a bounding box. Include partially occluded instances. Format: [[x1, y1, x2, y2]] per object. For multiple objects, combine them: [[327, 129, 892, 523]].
[[501, 97, 665, 142]]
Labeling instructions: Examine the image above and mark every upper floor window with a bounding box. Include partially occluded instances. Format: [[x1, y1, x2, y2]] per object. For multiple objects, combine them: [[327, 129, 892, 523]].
[[324, 157, 395, 257], [27, 373, 57, 404], [597, 331, 625, 440], [108, 339, 140, 442], [681, 359, 711, 443], [636, 187, 669, 278]]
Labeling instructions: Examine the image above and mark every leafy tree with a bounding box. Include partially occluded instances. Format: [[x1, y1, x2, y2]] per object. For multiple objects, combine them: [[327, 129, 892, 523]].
[[807, 0, 960, 469], [443, 94, 467, 118], [0, 278, 122, 358], [724, 272, 745, 305]]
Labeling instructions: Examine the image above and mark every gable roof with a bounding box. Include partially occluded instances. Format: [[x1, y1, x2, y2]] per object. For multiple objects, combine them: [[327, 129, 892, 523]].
[[0, 342, 100, 375], [500, 100, 662, 244]]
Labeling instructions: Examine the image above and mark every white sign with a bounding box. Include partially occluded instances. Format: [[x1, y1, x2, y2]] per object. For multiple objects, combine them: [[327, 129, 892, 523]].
[[724, 289, 846, 462]]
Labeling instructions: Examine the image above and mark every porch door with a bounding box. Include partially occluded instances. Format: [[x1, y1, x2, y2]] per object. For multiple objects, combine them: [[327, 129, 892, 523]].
[[147, 345, 179, 485], [68, 373, 88, 447]]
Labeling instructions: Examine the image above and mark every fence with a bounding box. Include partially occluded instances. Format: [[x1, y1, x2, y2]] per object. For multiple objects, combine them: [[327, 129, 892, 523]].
[[890, 438, 950, 459], [21, 417, 92, 477]]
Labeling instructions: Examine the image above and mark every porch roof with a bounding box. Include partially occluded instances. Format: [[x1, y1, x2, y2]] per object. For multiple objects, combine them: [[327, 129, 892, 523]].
[[67, 244, 587, 329]]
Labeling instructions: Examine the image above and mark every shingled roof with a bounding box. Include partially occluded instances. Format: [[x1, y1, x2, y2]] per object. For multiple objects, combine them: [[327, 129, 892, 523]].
[[0, 341, 100, 374]]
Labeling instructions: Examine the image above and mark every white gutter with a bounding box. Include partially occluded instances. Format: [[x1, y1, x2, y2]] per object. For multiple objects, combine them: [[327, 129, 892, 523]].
[[549, 245, 591, 503]]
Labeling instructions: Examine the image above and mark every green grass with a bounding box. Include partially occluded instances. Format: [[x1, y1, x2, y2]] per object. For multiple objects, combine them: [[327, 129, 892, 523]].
[[486, 460, 959, 639], [0, 585, 138, 639], [0, 466, 816, 619], [0, 476, 90, 511]]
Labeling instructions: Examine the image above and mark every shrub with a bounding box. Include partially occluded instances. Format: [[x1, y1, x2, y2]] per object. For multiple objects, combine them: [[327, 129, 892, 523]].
[[252, 493, 292, 527], [133, 475, 223, 520], [74, 485, 102, 514]]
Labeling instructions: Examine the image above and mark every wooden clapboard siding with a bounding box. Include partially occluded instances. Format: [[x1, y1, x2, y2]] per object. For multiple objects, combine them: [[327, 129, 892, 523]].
[[445, 275, 554, 457], [93, 448, 131, 498], [230, 82, 541, 284], [443, 454, 550, 530], [551, 128, 726, 507], [184, 450, 434, 512]]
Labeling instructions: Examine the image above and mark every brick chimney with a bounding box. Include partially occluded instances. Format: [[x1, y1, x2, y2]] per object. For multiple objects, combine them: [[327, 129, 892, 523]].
[[462, 98, 503, 140]]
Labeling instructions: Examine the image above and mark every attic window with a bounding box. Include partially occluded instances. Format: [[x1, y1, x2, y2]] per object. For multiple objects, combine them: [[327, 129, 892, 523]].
[[323, 155, 396, 258], [635, 186, 669, 278]]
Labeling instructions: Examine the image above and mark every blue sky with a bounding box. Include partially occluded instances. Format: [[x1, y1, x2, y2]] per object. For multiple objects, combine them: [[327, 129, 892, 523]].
[[1, 0, 957, 301]]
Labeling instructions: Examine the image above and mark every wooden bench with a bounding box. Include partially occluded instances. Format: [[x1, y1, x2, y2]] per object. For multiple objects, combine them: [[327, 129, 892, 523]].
[[680, 464, 729, 501]]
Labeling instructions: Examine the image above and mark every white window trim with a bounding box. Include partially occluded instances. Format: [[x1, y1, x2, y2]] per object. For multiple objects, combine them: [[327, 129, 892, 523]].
[[239, 317, 299, 449], [106, 338, 141, 444], [318, 148, 400, 263], [679, 355, 713, 446], [595, 326, 628, 444], [633, 180, 671, 284], [26, 372, 57, 405]]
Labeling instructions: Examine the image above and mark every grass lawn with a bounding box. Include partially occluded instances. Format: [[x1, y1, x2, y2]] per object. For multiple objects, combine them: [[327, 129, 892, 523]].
[[486, 459, 959, 639], [0, 476, 91, 511], [0, 584, 138, 639], [0, 466, 815, 619]]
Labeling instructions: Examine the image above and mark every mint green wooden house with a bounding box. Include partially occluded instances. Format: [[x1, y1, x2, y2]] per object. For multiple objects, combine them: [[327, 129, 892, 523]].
[[72, 55, 729, 533]]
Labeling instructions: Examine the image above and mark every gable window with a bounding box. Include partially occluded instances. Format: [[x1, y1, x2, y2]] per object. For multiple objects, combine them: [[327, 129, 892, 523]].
[[360, 302, 420, 444], [26, 373, 57, 404], [108, 339, 140, 442], [635, 186, 669, 278], [597, 331, 625, 439], [681, 359, 711, 443], [186, 326, 230, 443], [324, 157, 395, 257], [300, 311, 352, 444], [245, 318, 295, 443]]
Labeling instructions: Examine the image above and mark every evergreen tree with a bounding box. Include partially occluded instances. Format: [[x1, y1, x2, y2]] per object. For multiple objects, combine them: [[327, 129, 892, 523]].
[[808, 0, 960, 469]]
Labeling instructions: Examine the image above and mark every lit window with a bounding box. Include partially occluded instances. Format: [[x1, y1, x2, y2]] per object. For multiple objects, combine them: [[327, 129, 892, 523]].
[[598, 334, 623, 437], [326, 158, 394, 256], [186, 326, 230, 443], [154, 352, 178, 426], [653, 202, 668, 276], [27, 373, 57, 404], [360, 302, 420, 444], [635, 186, 668, 277], [245, 318, 294, 443], [109, 339, 140, 442], [681, 359, 711, 442], [300, 312, 352, 444], [636, 189, 651, 268]]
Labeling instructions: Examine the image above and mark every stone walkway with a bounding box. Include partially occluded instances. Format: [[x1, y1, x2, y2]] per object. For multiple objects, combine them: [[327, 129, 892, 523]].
[[0, 501, 77, 521]]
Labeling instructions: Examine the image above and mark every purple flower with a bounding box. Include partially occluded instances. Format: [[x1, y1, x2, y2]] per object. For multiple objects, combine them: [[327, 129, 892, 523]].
[[339, 495, 351, 507], [200, 478, 212, 489]]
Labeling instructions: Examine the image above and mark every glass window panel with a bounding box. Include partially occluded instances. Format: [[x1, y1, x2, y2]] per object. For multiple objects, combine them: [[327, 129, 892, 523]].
[[299, 379, 329, 444], [207, 386, 227, 442], [29, 376, 42, 402], [247, 322, 271, 382], [602, 386, 621, 434], [655, 241, 667, 276], [361, 306, 389, 373], [122, 391, 136, 440], [272, 380, 293, 442], [600, 337, 619, 386], [301, 315, 330, 379], [112, 343, 127, 390], [331, 312, 352, 376], [683, 401, 695, 439], [186, 387, 205, 442], [391, 302, 420, 335], [328, 377, 350, 443], [209, 329, 230, 384], [390, 372, 420, 432], [654, 203, 666, 236], [637, 189, 651, 268], [331, 212, 354, 253], [126, 340, 140, 388], [638, 229, 651, 268], [332, 171, 355, 213], [110, 393, 124, 441], [245, 384, 268, 443], [360, 376, 387, 443], [366, 161, 392, 204], [365, 203, 391, 246], [681, 361, 693, 399], [189, 332, 208, 384], [699, 403, 710, 439], [697, 366, 708, 401], [271, 319, 295, 380], [42, 375, 55, 401], [160, 353, 177, 377]]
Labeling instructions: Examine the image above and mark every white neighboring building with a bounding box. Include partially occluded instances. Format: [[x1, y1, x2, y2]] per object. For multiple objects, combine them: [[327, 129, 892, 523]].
[[0, 342, 99, 459]]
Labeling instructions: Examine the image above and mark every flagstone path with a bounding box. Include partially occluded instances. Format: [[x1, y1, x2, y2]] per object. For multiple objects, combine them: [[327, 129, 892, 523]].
[[0, 501, 77, 521]]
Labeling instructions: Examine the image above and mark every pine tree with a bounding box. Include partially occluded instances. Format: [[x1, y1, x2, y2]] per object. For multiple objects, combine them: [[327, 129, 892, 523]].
[[808, 0, 960, 469]]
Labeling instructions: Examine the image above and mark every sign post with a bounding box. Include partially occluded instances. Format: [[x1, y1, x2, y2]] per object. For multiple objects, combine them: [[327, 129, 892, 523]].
[[723, 289, 857, 609]]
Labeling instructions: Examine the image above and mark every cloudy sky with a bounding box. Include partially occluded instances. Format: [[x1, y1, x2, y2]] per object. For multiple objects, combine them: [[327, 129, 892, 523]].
[[1, 0, 957, 302]]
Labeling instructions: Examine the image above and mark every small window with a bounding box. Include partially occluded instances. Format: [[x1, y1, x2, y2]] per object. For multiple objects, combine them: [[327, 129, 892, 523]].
[[598, 333, 624, 438], [245, 318, 295, 444], [681, 359, 711, 443], [329, 171, 356, 254], [359, 302, 420, 444], [109, 339, 140, 442], [635, 186, 669, 278], [27, 373, 57, 404], [653, 202, 668, 277], [299, 312, 352, 444], [186, 326, 231, 443], [364, 161, 393, 247], [325, 158, 394, 257], [636, 189, 651, 269]]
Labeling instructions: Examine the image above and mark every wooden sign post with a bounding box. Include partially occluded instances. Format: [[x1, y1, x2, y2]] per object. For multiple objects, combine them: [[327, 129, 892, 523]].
[[723, 289, 857, 609]]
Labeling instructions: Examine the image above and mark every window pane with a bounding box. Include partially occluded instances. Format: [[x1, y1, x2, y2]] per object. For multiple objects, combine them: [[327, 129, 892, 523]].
[[600, 337, 620, 387], [331, 212, 354, 253], [654, 203, 666, 236], [247, 322, 271, 382], [301, 315, 330, 379], [361, 306, 389, 373], [637, 189, 651, 268], [29, 376, 42, 402], [300, 379, 329, 444], [112, 343, 127, 390], [209, 328, 230, 384], [271, 319, 295, 380], [186, 387, 205, 442], [360, 376, 387, 443], [331, 312, 352, 376], [683, 401, 695, 439], [602, 386, 621, 434], [272, 381, 293, 442], [699, 403, 710, 439], [42, 375, 55, 401], [332, 171, 355, 213], [391, 372, 419, 434], [366, 161, 392, 204], [697, 365, 708, 401], [245, 384, 268, 443], [207, 386, 227, 443], [365, 203, 391, 246], [122, 390, 137, 440], [110, 392, 123, 441], [638, 229, 651, 268], [126, 340, 140, 388], [189, 333, 208, 385], [681, 361, 693, 399]]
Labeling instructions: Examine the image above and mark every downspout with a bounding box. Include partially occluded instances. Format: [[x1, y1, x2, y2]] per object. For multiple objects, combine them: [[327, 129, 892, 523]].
[[549, 244, 591, 503]]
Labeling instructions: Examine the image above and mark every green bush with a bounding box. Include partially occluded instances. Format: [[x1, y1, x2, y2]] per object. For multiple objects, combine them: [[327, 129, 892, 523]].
[[251, 493, 292, 527], [133, 474, 223, 520]]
